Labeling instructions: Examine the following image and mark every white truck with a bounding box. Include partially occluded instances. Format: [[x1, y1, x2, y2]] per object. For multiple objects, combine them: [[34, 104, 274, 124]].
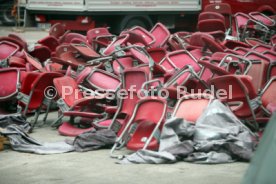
[[25, 0, 202, 32]]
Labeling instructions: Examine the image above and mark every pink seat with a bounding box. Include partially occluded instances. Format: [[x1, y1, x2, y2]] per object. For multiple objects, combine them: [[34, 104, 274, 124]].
[[52, 44, 100, 70], [245, 38, 266, 47], [223, 40, 250, 50], [198, 19, 226, 33], [204, 3, 232, 29], [85, 69, 121, 93], [165, 50, 201, 72], [103, 34, 129, 56], [234, 12, 251, 30], [18, 72, 63, 127], [58, 122, 94, 137], [38, 36, 60, 52], [96, 68, 148, 130], [8, 33, 28, 51], [260, 77, 276, 114], [173, 93, 213, 123], [130, 26, 155, 47], [245, 51, 270, 91], [210, 75, 259, 129], [70, 44, 100, 58], [147, 48, 167, 64], [8, 56, 26, 68], [60, 33, 87, 44], [111, 97, 167, 154], [49, 23, 69, 39], [198, 12, 225, 22], [249, 12, 275, 27], [263, 50, 276, 61], [24, 51, 45, 72], [252, 44, 272, 53], [150, 23, 170, 48], [234, 47, 252, 56], [201, 35, 225, 53], [0, 41, 20, 61], [271, 35, 276, 46], [112, 56, 134, 75], [51, 75, 106, 127], [87, 27, 114, 50], [0, 68, 20, 101], [0, 36, 25, 52], [29, 45, 51, 62], [55, 44, 75, 58]]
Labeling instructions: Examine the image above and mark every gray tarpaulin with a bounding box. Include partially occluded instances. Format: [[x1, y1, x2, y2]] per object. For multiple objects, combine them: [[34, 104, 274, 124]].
[[0, 114, 32, 132], [119, 100, 256, 164], [0, 125, 74, 154], [67, 129, 117, 152]]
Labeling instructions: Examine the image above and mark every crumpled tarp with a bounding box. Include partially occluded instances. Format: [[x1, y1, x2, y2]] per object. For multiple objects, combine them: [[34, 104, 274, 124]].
[[0, 114, 31, 132], [119, 100, 256, 164], [0, 124, 74, 154], [67, 129, 117, 152]]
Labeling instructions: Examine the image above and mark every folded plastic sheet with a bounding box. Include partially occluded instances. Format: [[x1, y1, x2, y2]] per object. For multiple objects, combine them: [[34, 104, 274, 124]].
[[0, 125, 74, 154], [0, 114, 31, 132], [119, 100, 256, 164], [67, 129, 117, 152]]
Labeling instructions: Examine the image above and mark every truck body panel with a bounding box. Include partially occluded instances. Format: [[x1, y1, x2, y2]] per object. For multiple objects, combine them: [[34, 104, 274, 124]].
[[27, 0, 202, 12], [23, 0, 276, 32], [27, 0, 85, 12], [85, 0, 201, 12]]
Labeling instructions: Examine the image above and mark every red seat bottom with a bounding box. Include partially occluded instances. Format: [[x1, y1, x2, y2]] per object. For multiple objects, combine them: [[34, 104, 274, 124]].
[[58, 122, 94, 137], [127, 122, 159, 151]]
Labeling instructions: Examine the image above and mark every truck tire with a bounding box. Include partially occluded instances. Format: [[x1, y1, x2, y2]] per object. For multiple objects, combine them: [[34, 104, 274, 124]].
[[116, 15, 153, 33], [0, 1, 16, 26]]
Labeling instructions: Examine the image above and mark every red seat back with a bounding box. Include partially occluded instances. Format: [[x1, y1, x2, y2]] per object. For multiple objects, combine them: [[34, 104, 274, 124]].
[[198, 19, 226, 33], [22, 72, 63, 109], [29, 45, 51, 62], [87, 27, 113, 49], [245, 51, 270, 90], [167, 50, 201, 72], [61, 33, 86, 44], [147, 48, 167, 64], [0, 41, 20, 60], [234, 13, 251, 29], [54, 76, 83, 107], [49, 23, 67, 39], [173, 94, 212, 122], [130, 26, 155, 47], [86, 69, 120, 92], [103, 34, 129, 55], [263, 51, 276, 62], [252, 44, 272, 53], [0, 68, 20, 101], [132, 98, 167, 124], [122, 68, 148, 90], [198, 12, 225, 22], [210, 75, 256, 118], [261, 77, 276, 108], [249, 12, 275, 27], [150, 23, 170, 48], [204, 3, 232, 29], [38, 36, 59, 52]]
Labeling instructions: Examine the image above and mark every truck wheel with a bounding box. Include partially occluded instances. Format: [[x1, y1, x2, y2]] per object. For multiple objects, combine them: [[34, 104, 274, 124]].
[[116, 15, 153, 33], [0, 1, 16, 26]]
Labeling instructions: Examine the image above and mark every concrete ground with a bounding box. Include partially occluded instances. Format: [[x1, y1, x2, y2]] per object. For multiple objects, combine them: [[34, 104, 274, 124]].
[[0, 112, 249, 184], [0, 26, 49, 44], [0, 27, 249, 184]]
